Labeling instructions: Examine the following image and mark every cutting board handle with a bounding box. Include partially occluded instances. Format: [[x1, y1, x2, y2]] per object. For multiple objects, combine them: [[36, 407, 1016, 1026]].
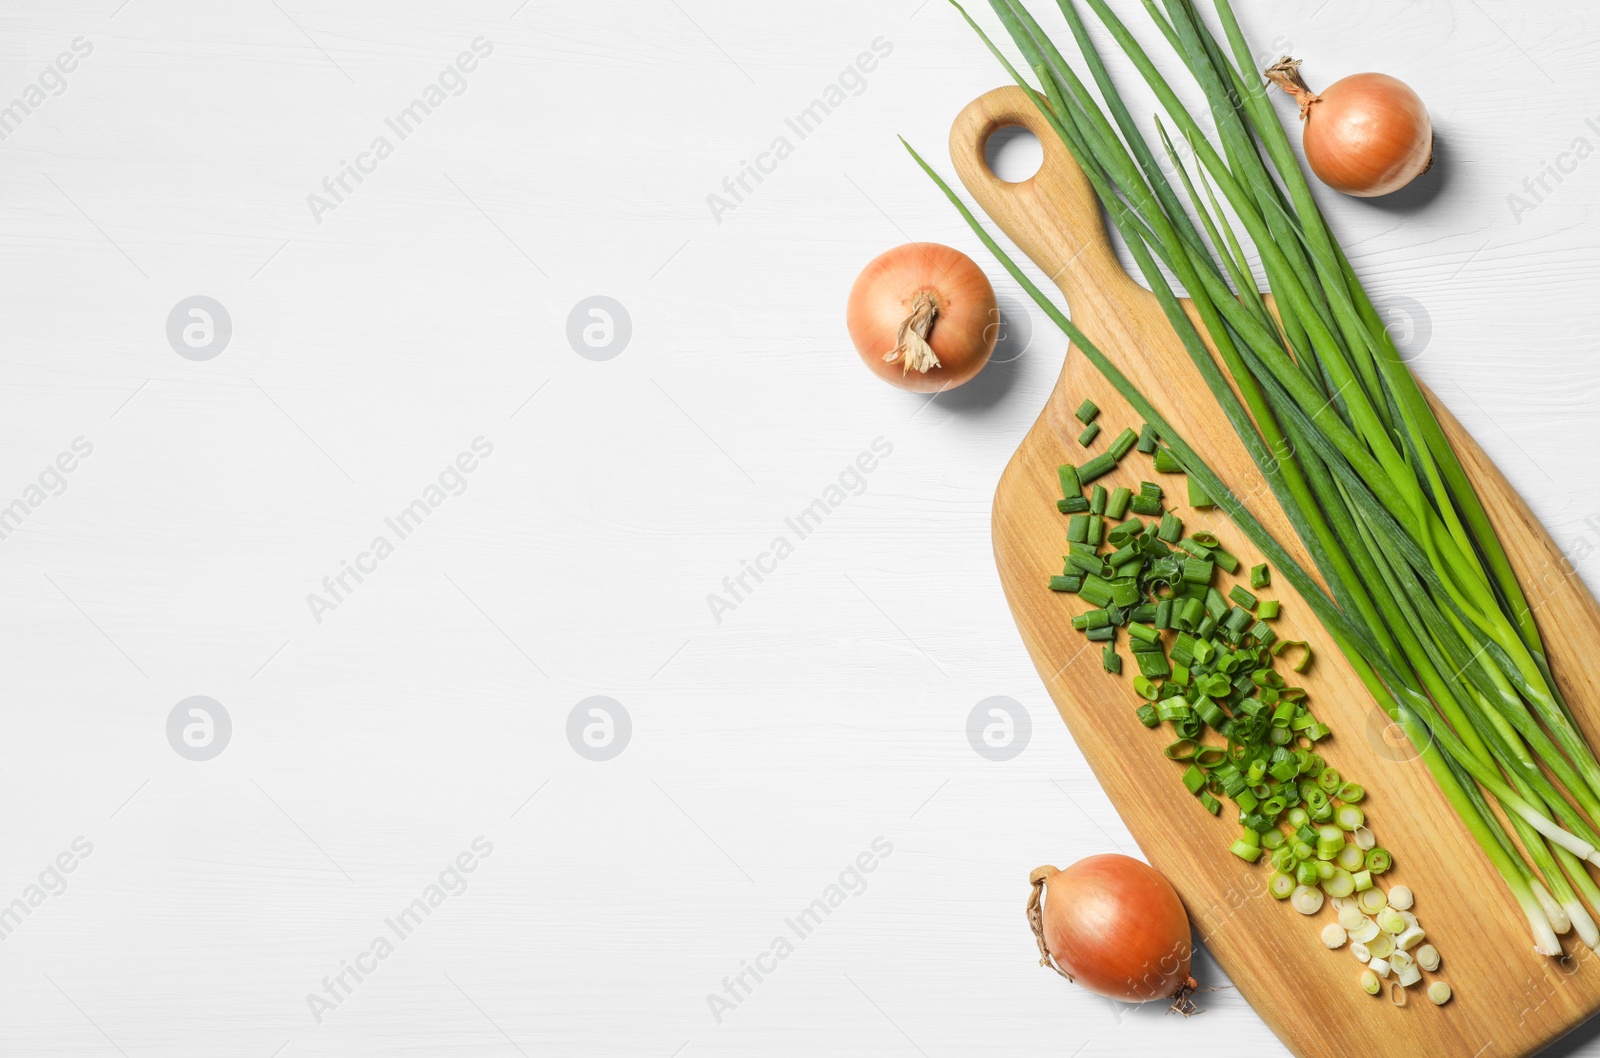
[[948, 85, 1138, 307]]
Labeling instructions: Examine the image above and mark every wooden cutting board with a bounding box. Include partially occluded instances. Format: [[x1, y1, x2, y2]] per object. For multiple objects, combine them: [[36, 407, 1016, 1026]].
[[954, 85, 1600, 1058]]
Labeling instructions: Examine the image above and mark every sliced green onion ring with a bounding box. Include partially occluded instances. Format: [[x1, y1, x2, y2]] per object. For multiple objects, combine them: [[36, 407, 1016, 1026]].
[[1291, 884, 1325, 915]]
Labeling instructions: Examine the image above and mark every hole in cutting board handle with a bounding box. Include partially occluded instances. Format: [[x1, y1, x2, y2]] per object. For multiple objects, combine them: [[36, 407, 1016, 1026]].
[[984, 125, 1044, 184]]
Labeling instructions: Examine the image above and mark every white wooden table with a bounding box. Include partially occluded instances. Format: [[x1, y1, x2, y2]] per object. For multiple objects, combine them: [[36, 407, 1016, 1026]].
[[2, 1, 1598, 1055]]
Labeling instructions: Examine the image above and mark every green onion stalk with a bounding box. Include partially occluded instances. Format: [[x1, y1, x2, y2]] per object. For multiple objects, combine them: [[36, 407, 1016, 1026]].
[[913, 0, 1600, 955]]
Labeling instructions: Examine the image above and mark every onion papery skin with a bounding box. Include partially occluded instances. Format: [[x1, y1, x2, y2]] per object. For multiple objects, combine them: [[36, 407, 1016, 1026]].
[[1030, 855, 1195, 1004], [846, 242, 997, 393], [1292, 70, 1433, 198]]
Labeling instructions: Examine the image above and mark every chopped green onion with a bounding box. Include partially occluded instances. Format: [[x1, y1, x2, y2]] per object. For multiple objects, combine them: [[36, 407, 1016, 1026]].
[[1129, 492, 1163, 517], [1106, 486, 1132, 520], [1077, 452, 1117, 483], [1078, 422, 1102, 447], [1271, 639, 1312, 672], [1056, 464, 1080, 499], [1079, 576, 1113, 608], [1250, 564, 1271, 589], [1256, 599, 1280, 620], [1163, 739, 1196, 761], [1395, 925, 1426, 951], [1323, 869, 1355, 899], [1075, 399, 1099, 425], [1109, 427, 1139, 460], [1291, 884, 1324, 915]]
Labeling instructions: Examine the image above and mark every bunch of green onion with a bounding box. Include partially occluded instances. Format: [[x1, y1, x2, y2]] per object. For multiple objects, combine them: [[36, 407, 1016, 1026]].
[[907, 0, 1600, 956]]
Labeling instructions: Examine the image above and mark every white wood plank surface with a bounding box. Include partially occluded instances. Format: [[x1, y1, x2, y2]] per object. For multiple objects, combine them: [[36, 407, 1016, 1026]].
[[1, 1, 1598, 1055]]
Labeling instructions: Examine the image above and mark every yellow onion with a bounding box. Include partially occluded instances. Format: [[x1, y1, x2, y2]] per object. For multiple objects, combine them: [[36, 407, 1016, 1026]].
[[846, 242, 997, 392], [1027, 856, 1197, 1011], [1266, 58, 1433, 198]]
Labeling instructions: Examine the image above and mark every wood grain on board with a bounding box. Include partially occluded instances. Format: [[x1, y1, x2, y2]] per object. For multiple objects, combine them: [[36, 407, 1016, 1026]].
[[954, 85, 1600, 1058]]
